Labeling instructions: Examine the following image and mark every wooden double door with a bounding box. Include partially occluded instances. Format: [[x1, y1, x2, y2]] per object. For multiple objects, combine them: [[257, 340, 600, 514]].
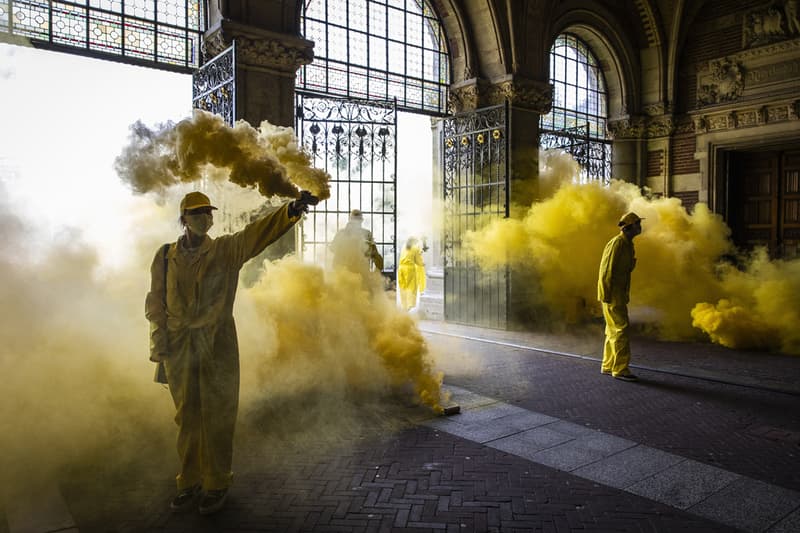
[[729, 149, 800, 259]]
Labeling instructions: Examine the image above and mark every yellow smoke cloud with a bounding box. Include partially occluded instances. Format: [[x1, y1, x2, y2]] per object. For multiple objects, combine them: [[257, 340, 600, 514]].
[[0, 182, 446, 508], [238, 256, 445, 414], [464, 150, 800, 354], [114, 109, 331, 200]]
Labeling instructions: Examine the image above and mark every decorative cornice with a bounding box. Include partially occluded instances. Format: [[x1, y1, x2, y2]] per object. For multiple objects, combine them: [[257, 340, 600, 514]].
[[607, 116, 647, 139], [485, 77, 553, 114], [691, 100, 800, 134], [203, 20, 314, 74], [722, 36, 800, 64], [646, 115, 675, 138]]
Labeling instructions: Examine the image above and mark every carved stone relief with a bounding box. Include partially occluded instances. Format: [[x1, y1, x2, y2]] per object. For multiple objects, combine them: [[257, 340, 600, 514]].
[[607, 117, 646, 139], [203, 22, 314, 74], [697, 58, 745, 106], [743, 0, 800, 48], [691, 100, 799, 134], [485, 78, 553, 114], [447, 79, 486, 114]]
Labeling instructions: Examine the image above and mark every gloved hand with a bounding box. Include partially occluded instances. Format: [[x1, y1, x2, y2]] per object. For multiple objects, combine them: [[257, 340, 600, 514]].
[[289, 190, 320, 216]]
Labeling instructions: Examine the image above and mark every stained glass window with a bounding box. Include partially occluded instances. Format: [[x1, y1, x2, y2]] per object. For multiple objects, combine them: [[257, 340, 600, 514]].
[[298, 0, 450, 115], [0, 0, 204, 71]]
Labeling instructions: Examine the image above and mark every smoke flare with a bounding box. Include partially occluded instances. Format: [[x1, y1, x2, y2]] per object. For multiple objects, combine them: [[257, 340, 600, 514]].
[[114, 109, 331, 200]]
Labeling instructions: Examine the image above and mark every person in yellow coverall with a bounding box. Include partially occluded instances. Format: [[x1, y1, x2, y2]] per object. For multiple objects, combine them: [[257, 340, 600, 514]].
[[597, 212, 643, 382], [145, 190, 318, 515], [398, 237, 426, 311], [330, 209, 384, 273]]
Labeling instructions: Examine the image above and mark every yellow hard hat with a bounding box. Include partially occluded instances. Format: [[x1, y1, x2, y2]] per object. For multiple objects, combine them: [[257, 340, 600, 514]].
[[618, 212, 644, 227], [180, 191, 217, 213]]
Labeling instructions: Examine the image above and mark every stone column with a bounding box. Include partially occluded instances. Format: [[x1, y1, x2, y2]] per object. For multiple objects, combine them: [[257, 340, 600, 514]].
[[607, 115, 647, 187], [202, 19, 314, 127], [485, 75, 553, 328], [200, 15, 313, 264]]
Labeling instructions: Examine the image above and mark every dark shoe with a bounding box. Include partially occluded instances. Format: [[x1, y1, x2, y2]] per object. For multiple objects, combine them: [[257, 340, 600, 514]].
[[613, 373, 638, 382], [601, 369, 611, 375], [199, 488, 228, 515], [170, 484, 201, 511]]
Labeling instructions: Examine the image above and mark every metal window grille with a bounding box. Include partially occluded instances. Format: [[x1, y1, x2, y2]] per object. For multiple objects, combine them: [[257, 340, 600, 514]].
[[295, 94, 397, 274], [540, 33, 611, 183], [0, 0, 204, 71], [298, 0, 449, 115]]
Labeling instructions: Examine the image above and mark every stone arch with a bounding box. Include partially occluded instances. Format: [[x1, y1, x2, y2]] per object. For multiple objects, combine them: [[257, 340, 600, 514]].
[[548, 4, 642, 120], [429, 0, 478, 84]]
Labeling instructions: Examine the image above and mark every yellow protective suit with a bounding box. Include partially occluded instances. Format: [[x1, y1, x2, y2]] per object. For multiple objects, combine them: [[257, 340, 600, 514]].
[[145, 203, 299, 491], [398, 245, 425, 311], [597, 232, 636, 376]]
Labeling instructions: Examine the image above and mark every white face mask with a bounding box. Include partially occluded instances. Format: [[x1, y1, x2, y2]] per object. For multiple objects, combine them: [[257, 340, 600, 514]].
[[184, 213, 213, 236]]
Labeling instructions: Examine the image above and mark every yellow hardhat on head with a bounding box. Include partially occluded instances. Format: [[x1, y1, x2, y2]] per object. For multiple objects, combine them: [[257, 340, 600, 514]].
[[618, 212, 644, 228], [180, 191, 217, 213], [350, 209, 363, 219]]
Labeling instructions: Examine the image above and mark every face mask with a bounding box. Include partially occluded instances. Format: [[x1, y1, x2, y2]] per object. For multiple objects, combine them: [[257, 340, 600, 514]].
[[184, 213, 213, 236]]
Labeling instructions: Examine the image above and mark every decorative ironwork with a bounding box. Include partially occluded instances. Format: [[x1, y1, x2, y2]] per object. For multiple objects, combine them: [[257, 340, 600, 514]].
[[298, 0, 449, 115], [295, 94, 397, 273], [192, 42, 235, 126], [540, 125, 612, 184], [442, 103, 509, 329], [540, 33, 612, 183], [0, 0, 204, 71]]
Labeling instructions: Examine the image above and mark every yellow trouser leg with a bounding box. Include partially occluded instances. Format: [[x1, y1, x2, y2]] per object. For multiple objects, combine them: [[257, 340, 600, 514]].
[[602, 303, 632, 376], [400, 288, 417, 310], [165, 325, 239, 491]]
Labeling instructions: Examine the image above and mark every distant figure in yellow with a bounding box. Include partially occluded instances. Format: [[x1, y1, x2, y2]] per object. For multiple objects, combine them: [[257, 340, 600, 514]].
[[398, 237, 426, 311], [330, 209, 384, 273], [597, 212, 643, 382], [145, 190, 318, 515]]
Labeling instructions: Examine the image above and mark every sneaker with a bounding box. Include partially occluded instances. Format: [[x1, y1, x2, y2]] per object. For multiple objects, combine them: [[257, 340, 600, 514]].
[[170, 484, 201, 511], [613, 373, 638, 382], [199, 488, 229, 515]]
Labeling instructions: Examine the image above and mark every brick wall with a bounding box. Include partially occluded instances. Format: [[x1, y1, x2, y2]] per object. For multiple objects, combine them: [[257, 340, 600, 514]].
[[676, 1, 760, 113], [672, 135, 699, 174], [647, 149, 664, 177], [673, 190, 700, 212]]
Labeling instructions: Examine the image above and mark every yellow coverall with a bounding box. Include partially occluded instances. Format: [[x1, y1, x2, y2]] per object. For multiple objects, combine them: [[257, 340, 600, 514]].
[[398, 245, 425, 311], [145, 203, 299, 491], [597, 232, 636, 376]]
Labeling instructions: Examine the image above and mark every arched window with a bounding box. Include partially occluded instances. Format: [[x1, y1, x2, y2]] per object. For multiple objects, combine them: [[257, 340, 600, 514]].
[[297, 0, 450, 114], [540, 33, 611, 183]]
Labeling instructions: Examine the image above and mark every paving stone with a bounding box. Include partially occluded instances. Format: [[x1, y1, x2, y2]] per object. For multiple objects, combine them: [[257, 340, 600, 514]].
[[689, 477, 800, 532], [485, 425, 576, 460], [572, 444, 686, 489], [768, 506, 800, 532], [626, 458, 742, 509], [529, 430, 637, 471]]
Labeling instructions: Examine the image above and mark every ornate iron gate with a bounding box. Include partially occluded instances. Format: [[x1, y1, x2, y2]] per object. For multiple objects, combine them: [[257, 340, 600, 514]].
[[295, 94, 397, 275], [192, 42, 235, 126], [442, 103, 509, 328]]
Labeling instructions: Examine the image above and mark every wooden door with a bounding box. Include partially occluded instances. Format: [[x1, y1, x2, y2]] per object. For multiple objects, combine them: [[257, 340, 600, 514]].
[[729, 149, 800, 259], [781, 151, 800, 259]]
